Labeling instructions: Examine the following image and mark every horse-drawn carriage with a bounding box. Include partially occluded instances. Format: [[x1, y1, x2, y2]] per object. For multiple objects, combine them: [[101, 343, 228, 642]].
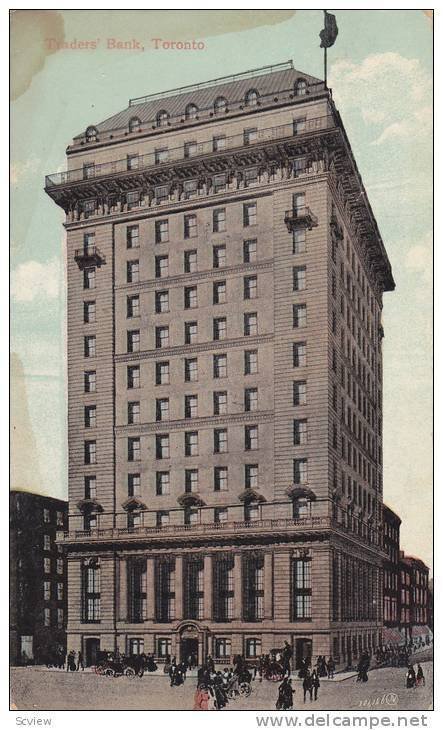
[[93, 652, 145, 678]]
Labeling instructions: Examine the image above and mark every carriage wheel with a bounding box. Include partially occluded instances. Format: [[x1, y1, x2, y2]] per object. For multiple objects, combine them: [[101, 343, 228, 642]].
[[104, 668, 115, 677], [240, 682, 252, 697], [94, 665, 103, 675], [125, 667, 136, 678]]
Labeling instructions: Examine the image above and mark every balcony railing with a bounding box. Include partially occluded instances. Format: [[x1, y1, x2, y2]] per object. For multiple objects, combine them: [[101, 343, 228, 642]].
[[74, 246, 105, 266], [284, 206, 318, 231], [45, 114, 336, 189]]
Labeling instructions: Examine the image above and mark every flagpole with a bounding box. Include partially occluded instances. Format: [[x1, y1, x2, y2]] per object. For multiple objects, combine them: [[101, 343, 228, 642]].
[[324, 45, 327, 89]]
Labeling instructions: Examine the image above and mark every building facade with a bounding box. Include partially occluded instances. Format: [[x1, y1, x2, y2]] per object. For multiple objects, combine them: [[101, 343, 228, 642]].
[[10, 491, 68, 665], [381, 504, 402, 647], [45, 61, 394, 669], [399, 553, 431, 647]]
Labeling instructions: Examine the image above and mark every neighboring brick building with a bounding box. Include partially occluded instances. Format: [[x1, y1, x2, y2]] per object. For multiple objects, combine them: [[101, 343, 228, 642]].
[[10, 491, 68, 665], [45, 60, 395, 668], [381, 504, 402, 648], [399, 553, 431, 648]]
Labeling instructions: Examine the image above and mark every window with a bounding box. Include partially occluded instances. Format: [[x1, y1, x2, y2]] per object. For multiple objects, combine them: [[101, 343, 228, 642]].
[[244, 312, 257, 336], [84, 300, 96, 323], [185, 103, 198, 120], [157, 637, 172, 657], [83, 267, 96, 290], [155, 557, 175, 621], [155, 185, 168, 203], [84, 475, 96, 500], [213, 208, 226, 233], [243, 554, 264, 621], [213, 174, 227, 194], [127, 330, 140, 353], [156, 398, 169, 422], [127, 154, 139, 171], [127, 295, 140, 319], [184, 286, 197, 309], [155, 220, 169, 243], [214, 465, 228, 492], [43, 534, 51, 551], [128, 365, 140, 389], [243, 202, 257, 227], [293, 229, 306, 254], [156, 435, 170, 459], [243, 239, 257, 263], [84, 440, 96, 464], [213, 245, 226, 268], [155, 326, 169, 349], [245, 387, 258, 412], [214, 96, 228, 114], [293, 266, 306, 291], [245, 425, 258, 451], [84, 371, 96, 393], [155, 147, 169, 164], [213, 317, 227, 341], [155, 290, 169, 313], [44, 580, 51, 600], [128, 559, 147, 622], [213, 555, 234, 621], [214, 508, 228, 524], [155, 361, 169, 385], [293, 342, 307, 367], [245, 502, 260, 522], [244, 128, 258, 145], [82, 560, 100, 622], [245, 89, 259, 106], [184, 394, 198, 419], [185, 431, 198, 456], [126, 401, 140, 425], [213, 281, 226, 304], [57, 583, 63, 601], [293, 304, 307, 328], [184, 250, 197, 273], [57, 558, 63, 575], [295, 78, 307, 96], [244, 275, 257, 300], [129, 116, 141, 133], [128, 473, 141, 497], [214, 428, 228, 453], [56, 510, 64, 527], [245, 464, 258, 489], [126, 191, 141, 210], [44, 608, 51, 627], [184, 358, 198, 382], [44, 557, 51, 574], [245, 167, 258, 187], [213, 390, 227, 415], [184, 321, 198, 345], [184, 214, 197, 239], [85, 405, 96, 428], [293, 158, 306, 178], [293, 458, 308, 484], [155, 255, 169, 278], [292, 558, 311, 619], [293, 380, 307, 405], [184, 141, 198, 158], [156, 110, 169, 127], [213, 135, 226, 151], [127, 260, 139, 283], [128, 437, 140, 462], [83, 335, 95, 358], [156, 472, 170, 496], [185, 469, 199, 493], [293, 419, 308, 445], [183, 179, 198, 199], [213, 354, 227, 378], [83, 162, 95, 179], [244, 349, 258, 375], [293, 117, 306, 135]]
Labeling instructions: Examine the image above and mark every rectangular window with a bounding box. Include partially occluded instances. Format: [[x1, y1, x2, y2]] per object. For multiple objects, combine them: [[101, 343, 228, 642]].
[[292, 558, 312, 620], [82, 562, 100, 622], [83, 267, 96, 290], [244, 167, 258, 187], [213, 354, 227, 378], [82, 200, 96, 219], [185, 431, 198, 456], [184, 214, 197, 238], [213, 317, 227, 341], [155, 148, 169, 164], [293, 228, 306, 254], [293, 117, 306, 135], [184, 358, 198, 382], [155, 185, 168, 204], [156, 435, 170, 460], [127, 330, 140, 353], [244, 387, 258, 412], [213, 465, 228, 492], [184, 286, 198, 309], [184, 141, 198, 158], [293, 266, 306, 291], [243, 554, 264, 622], [293, 157, 306, 178], [293, 458, 308, 484], [155, 219, 169, 244], [244, 276, 257, 300], [85, 475, 96, 500], [185, 469, 199, 493], [213, 208, 226, 232], [44, 557, 51, 574], [155, 558, 175, 622], [183, 179, 198, 199], [157, 637, 172, 657], [126, 191, 140, 210], [57, 583, 63, 601], [244, 312, 258, 336], [293, 419, 308, 445], [293, 304, 307, 328], [127, 260, 139, 284], [156, 472, 170, 496], [127, 558, 147, 623], [214, 428, 228, 454], [184, 394, 198, 419], [243, 202, 257, 226], [243, 239, 257, 263], [293, 342, 307, 367], [214, 507, 228, 523], [245, 425, 258, 451], [127, 154, 139, 171], [84, 300, 96, 323], [213, 555, 234, 622], [56, 558, 63, 575], [84, 440, 96, 464], [84, 370, 96, 393], [155, 290, 169, 313], [184, 321, 198, 345], [127, 225, 139, 249], [84, 335, 96, 358], [155, 326, 169, 348], [213, 135, 226, 152], [83, 162, 95, 179], [293, 380, 307, 405], [213, 173, 227, 193], [128, 365, 140, 389], [245, 464, 258, 489], [43, 534, 51, 551], [84, 405, 96, 428], [213, 245, 226, 268], [127, 295, 140, 318], [155, 255, 169, 278], [128, 437, 140, 462], [213, 391, 227, 415], [56, 511, 63, 527], [156, 398, 169, 421], [213, 280, 226, 305], [184, 556, 204, 619], [128, 473, 141, 497], [44, 608, 51, 627], [244, 128, 258, 145], [184, 250, 197, 273], [244, 349, 258, 375], [43, 508, 51, 524], [155, 361, 169, 385]]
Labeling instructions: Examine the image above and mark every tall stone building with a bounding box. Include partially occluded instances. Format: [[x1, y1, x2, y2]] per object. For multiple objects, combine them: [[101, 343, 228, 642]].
[[45, 61, 394, 669]]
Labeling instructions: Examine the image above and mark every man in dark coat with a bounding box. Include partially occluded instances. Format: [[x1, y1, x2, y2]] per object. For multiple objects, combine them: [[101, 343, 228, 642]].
[[311, 669, 320, 700], [282, 642, 293, 677], [303, 670, 313, 702]]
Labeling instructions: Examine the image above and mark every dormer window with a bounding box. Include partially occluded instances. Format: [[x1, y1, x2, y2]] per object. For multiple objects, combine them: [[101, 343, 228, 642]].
[[295, 79, 307, 96], [214, 96, 228, 114], [85, 126, 98, 143], [185, 103, 198, 120], [129, 116, 141, 133], [245, 89, 259, 107], [156, 110, 169, 127]]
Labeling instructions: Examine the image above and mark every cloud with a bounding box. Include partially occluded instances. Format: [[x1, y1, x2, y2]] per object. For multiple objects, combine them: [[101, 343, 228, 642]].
[[330, 52, 432, 147], [404, 231, 433, 287], [10, 155, 41, 185], [11, 258, 61, 302]]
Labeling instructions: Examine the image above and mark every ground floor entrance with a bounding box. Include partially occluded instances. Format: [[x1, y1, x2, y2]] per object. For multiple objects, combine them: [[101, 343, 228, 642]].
[[180, 638, 199, 667], [294, 638, 312, 670], [85, 637, 100, 667]]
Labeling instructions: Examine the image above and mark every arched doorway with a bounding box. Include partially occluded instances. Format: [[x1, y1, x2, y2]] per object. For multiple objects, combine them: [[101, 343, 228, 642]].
[[178, 623, 200, 667]]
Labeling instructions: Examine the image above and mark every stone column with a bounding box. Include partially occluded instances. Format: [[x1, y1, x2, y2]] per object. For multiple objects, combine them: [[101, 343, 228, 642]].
[[264, 552, 273, 620], [175, 556, 183, 621], [146, 557, 155, 621], [234, 553, 242, 621], [119, 558, 127, 622], [203, 554, 212, 621]]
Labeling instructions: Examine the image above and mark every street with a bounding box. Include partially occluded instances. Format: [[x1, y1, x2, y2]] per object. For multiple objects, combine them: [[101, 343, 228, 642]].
[[10, 660, 433, 712]]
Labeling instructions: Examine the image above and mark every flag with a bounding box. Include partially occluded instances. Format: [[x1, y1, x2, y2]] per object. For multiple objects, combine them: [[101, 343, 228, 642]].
[[319, 10, 338, 48]]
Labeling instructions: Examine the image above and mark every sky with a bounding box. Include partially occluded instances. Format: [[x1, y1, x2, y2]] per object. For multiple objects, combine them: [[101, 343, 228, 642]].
[[10, 10, 433, 570]]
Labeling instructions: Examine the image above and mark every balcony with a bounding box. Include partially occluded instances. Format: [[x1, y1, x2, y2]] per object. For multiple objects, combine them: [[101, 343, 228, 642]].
[[284, 206, 318, 231], [74, 246, 105, 267]]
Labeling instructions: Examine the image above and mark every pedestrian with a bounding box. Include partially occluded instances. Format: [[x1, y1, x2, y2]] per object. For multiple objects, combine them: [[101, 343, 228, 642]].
[[77, 651, 84, 671], [416, 664, 425, 686], [67, 650, 76, 672], [406, 665, 416, 689], [194, 684, 210, 710], [311, 669, 320, 700], [282, 641, 293, 678], [276, 676, 295, 709], [327, 656, 335, 679], [303, 670, 313, 702]]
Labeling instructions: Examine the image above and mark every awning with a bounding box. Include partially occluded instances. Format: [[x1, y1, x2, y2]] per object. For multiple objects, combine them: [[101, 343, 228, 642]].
[[411, 626, 433, 638], [382, 628, 404, 645]]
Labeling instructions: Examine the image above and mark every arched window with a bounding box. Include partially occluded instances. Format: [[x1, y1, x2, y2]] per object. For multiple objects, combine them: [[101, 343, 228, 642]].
[[295, 79, 307, 96], [129, 116, 141, 133], [214, 96, 228, 114], [85, 126, 98, 143], [245, 89, 259, 107], [185, 103, 198, 120], [156, 110, 169, 127]]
